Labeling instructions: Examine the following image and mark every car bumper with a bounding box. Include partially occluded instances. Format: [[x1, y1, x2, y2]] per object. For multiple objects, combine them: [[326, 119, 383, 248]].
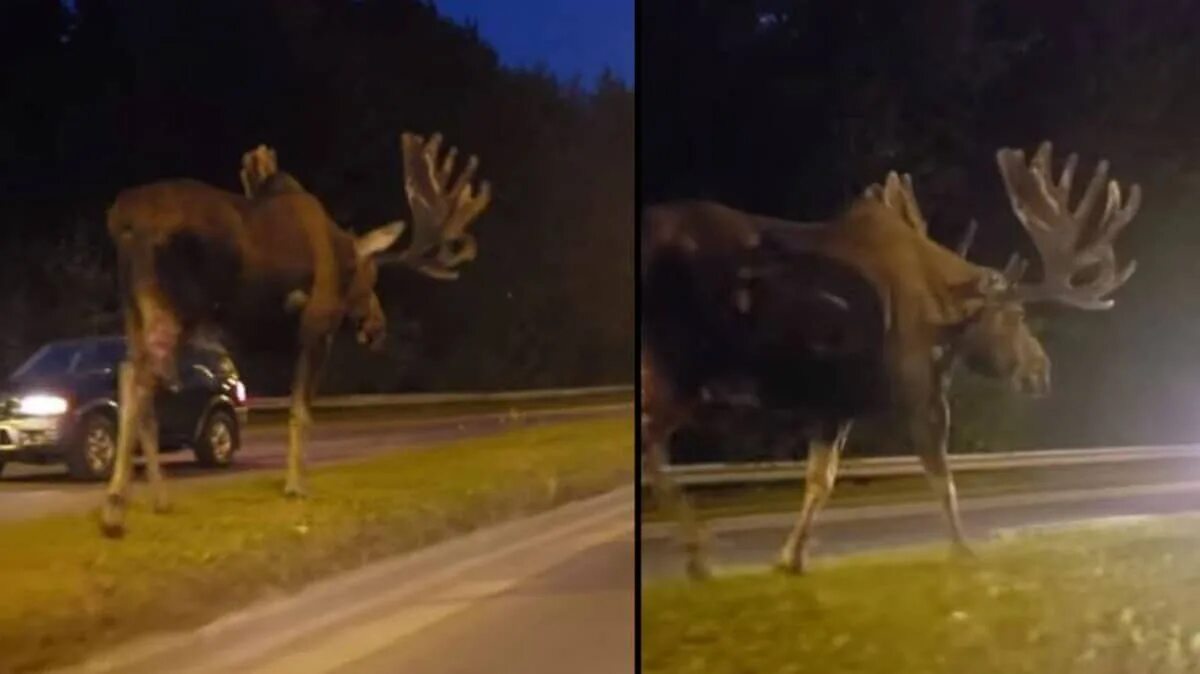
[[0, 416, 64, 453]]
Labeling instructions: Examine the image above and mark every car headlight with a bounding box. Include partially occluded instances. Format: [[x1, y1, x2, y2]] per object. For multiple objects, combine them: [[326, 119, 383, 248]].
[[17, 394, 69, 416]]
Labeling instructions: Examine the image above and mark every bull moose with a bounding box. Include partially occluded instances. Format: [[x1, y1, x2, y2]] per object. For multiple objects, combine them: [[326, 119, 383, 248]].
[[641, 141, 1141, 578], [100, 132, 491, 537]]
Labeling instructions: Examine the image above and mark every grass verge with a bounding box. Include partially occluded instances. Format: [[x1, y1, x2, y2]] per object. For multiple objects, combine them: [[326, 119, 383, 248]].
[[644, 513, 1200, 674], [0, 416, 632, 673], [641, 456, 1200, 522]]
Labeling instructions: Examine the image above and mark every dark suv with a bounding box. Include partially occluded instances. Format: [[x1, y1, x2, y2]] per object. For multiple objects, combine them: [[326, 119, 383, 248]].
[[0, 336, 249, 480]]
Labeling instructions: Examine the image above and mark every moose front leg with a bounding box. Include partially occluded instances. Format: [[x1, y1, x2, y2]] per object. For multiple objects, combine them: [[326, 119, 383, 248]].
[[643, 413, 710, 581], [139, 400, 170, 514], [778, 420, 852, 574], [284, 336, 331, 498], [913, 392, 972, 556]]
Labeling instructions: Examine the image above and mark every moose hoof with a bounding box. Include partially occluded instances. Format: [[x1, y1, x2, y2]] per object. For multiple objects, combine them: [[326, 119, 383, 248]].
[[99, 510, 126, 539], [283, 484, 309, 500], [152, 497, 173, 515], [685, 556, 712, 581], [99, 521, 126, 539], [776, 551, 809, 576], [950, 541, 978, 562], [775, 560, 808, 576], [100, 495, 126, 538]]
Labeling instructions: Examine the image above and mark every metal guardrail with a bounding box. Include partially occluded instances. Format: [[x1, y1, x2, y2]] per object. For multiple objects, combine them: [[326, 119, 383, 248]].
[[647, 444, 1200, 487], [247, 385, 633, 411]]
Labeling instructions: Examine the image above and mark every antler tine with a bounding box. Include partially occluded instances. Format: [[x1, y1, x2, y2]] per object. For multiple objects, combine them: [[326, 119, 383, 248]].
[[1072, 158, 1109, 226], [957, 219, 978, 258], [1051, 150, 1078, 206], [438, 145, 459, 186], [996, 141, 1141, 310], [898, 173, 928, 236], [1086, 180, 1141, 254], [1003, 253, 1030, 284]]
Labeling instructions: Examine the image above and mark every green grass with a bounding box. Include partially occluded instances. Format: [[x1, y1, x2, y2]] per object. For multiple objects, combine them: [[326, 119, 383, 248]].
[[642, 456, 1200, 522], [0, 416, 632, 673], [644, 515, 1200, 674]]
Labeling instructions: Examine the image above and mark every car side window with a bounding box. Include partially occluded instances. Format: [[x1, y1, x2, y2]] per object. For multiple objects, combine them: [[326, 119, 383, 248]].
[[75, 342, 119, 374]]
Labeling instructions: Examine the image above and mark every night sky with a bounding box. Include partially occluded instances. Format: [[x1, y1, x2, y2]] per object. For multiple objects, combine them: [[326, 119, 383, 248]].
[[58, 0, 633, 86], [432, 0, 633, 85]]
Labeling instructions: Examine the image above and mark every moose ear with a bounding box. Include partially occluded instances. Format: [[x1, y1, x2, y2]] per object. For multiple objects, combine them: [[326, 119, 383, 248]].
[[355, 221, 405, 259]]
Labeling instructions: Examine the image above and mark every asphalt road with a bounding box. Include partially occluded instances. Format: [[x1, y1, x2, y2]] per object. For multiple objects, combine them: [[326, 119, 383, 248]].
[[0, 402, 631, 522], [54, 486, 635, 674], [641, 478, 1200, 581]]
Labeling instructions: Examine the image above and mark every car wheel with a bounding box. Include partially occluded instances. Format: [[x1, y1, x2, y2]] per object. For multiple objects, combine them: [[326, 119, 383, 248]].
[[66, 413, 117, 481], [194, 408, 239, 468]]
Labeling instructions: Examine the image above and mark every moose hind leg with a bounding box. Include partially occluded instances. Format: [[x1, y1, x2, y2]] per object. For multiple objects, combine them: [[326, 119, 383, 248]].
[[101, 359, 153, 537], [779, 420, 852, 574]]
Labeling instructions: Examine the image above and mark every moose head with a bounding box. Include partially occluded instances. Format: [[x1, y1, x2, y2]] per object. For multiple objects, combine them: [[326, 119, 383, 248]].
[[868, 141, 1141, 397], [348, 132, 491, 347], [261, 132, 492, 350]]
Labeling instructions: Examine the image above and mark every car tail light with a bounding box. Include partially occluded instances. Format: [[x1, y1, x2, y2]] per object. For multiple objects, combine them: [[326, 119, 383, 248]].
[[234, 381, 247, 404]]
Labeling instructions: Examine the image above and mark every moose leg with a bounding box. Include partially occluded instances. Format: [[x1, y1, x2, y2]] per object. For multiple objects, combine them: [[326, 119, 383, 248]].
[[641, 357, 708, 580], [644, 414, 710, 580], [100, 359, 154, 537], [914, 392, 972, 555], [138, 401, 170, 514], [283, 336, 331, 498], [778, 420, 852, 574]]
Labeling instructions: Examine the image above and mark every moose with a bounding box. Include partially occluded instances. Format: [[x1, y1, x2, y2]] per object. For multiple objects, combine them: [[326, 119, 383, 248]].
[[642, 141, 1141, 578], [100, 132, 490, 537]]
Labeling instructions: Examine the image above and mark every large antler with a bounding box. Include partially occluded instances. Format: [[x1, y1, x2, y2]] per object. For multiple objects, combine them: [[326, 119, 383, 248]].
[[377, 132, 492, 280], [996, 141, 1141, 310]]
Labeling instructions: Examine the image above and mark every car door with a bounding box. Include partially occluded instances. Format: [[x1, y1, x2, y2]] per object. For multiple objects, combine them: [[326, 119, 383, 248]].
[[156, 346, 215, 446]]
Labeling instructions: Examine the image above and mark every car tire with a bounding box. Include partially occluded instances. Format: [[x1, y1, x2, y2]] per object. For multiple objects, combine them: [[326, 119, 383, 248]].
[[66, 413, 117, 481], [194, 407, 239, 468]]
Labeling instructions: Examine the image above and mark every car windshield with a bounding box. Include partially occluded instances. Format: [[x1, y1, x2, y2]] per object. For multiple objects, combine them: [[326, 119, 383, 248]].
[[9, 339, 126, 381]]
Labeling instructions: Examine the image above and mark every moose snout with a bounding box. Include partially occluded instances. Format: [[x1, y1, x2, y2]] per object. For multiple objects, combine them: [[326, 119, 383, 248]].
[[1017, 364, 1050, 398]]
